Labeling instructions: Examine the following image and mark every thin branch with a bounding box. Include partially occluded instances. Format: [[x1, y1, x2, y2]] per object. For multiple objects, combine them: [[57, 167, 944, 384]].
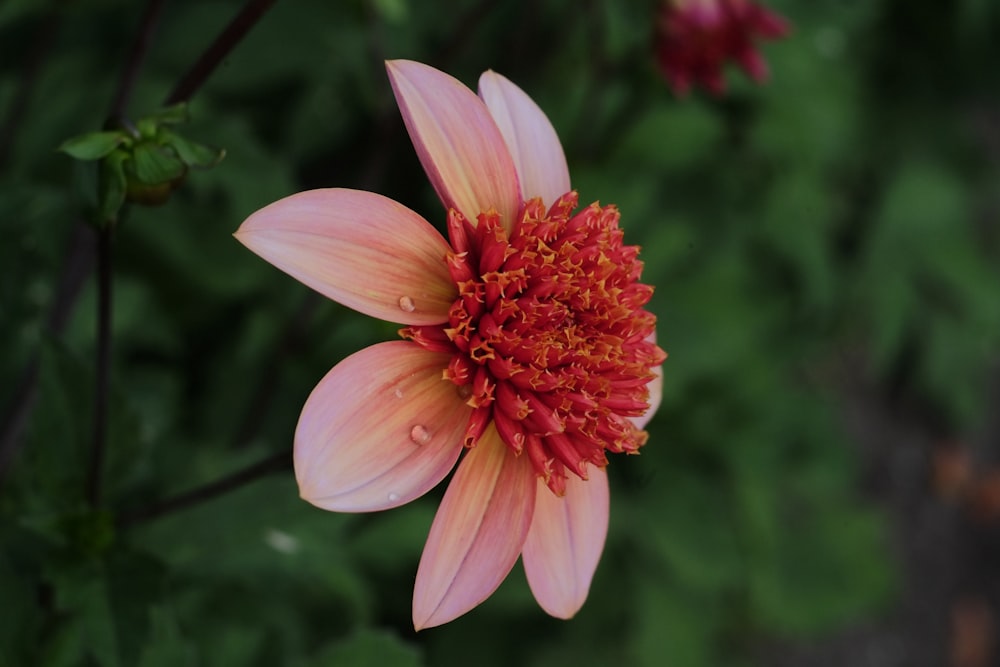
[[117, 451, 291, 527], [1, 0, 163, 486], [1, 0, 277, 488], [164, 0, 277, 105], [84, 0, 168, 507], [86, 227, 113, 507]]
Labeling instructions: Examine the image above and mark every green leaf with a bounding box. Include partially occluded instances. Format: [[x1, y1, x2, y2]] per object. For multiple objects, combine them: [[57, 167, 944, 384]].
[[131, 143, 186, 185], [147, 103, 190, 126], [98, 149, 129, 224], [162, 130, 225, 169], [58, 131, 128, 160], [135, 117, 158, 140]]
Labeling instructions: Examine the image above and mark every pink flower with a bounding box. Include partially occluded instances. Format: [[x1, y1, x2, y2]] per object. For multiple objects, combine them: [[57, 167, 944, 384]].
[[655, 0, 790, 96], [235, 61, 665, 629]]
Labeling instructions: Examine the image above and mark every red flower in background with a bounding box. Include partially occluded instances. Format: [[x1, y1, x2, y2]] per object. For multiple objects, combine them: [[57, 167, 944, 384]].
[[655, 0, 790, 96]]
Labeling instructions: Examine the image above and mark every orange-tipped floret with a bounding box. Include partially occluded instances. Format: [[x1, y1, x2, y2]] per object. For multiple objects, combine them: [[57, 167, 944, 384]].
[[404, 191, 665, 495]]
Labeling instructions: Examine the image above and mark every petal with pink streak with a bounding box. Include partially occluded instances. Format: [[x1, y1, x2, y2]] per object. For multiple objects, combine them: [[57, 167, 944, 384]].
[[386, 60, 521, 227], [235, 188, 455, 325], [478, 70, 571, 207], [295, 341, 469, 512], [522, 467, 609, 619], [413, 427, 536, 630], [632, 331, 664, 430], [633, 363, 663, 430]]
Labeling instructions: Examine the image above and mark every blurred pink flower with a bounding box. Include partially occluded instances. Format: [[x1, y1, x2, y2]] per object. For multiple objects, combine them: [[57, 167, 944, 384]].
[[235, 60, 664, 629], [655, 0, 790, 96]]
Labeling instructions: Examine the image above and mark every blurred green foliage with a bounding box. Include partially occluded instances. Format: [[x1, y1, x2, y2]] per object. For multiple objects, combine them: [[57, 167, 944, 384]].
[[2, 0, 999, 665]]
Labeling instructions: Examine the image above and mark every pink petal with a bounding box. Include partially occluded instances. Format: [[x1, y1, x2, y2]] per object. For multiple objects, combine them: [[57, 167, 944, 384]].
[[412, 426, 536, 630], [521, 467, 609, 619], [633, 363, 663, 430], [235, 188, 455, 325], [386, 60, 521, 228], [478, 70, 571, 207], [632, 331, 663, 430], [295, 341, 469, 512]]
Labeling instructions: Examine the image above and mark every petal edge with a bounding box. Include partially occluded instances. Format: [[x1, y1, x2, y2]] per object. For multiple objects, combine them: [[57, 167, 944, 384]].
[[387, 60, 521, 227], [295, 342, 468, 512], [522, 467, 609, 619], [478, 70, 571, 207], [236, 188, 455, 325], [413, 427, 536, 629]]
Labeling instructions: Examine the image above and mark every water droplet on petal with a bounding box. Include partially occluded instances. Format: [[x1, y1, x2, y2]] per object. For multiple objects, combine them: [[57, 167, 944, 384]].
[[388, 492, 400, 502], [398, 296, 416, 312], [409, 424, 431, 445]]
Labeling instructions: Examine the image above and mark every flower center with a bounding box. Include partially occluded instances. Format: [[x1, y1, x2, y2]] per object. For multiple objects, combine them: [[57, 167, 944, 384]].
[[402, 191, 664, 496]]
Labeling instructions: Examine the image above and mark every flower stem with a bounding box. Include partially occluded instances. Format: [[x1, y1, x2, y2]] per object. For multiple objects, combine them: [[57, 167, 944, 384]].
[[164, 0, 277, 105], [0, 0, 278, 489], [0, 0, 165, 486], [85, 0, 165, 507], [86, 226, 113, 508], [118, 451, 291, 527]]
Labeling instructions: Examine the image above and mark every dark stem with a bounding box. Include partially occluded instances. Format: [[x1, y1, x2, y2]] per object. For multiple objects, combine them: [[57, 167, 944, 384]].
[[0, 0, 277, 486], [1, 4, 161, 486], [84, 0, 166, 506], [164, 0, 277, 105], [109, 0, 167, 119], [0, 0, 163, 485], [86, 226, 113, 507], [118, 451, 291, 526]]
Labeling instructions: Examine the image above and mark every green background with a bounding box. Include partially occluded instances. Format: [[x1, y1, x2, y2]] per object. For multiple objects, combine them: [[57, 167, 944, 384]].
[[2, 0, 999, 665]]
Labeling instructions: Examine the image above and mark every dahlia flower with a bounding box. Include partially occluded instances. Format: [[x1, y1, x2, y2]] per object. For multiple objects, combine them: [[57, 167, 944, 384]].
[[235, 60, 665, 629], [655, 0, 790, 96]]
